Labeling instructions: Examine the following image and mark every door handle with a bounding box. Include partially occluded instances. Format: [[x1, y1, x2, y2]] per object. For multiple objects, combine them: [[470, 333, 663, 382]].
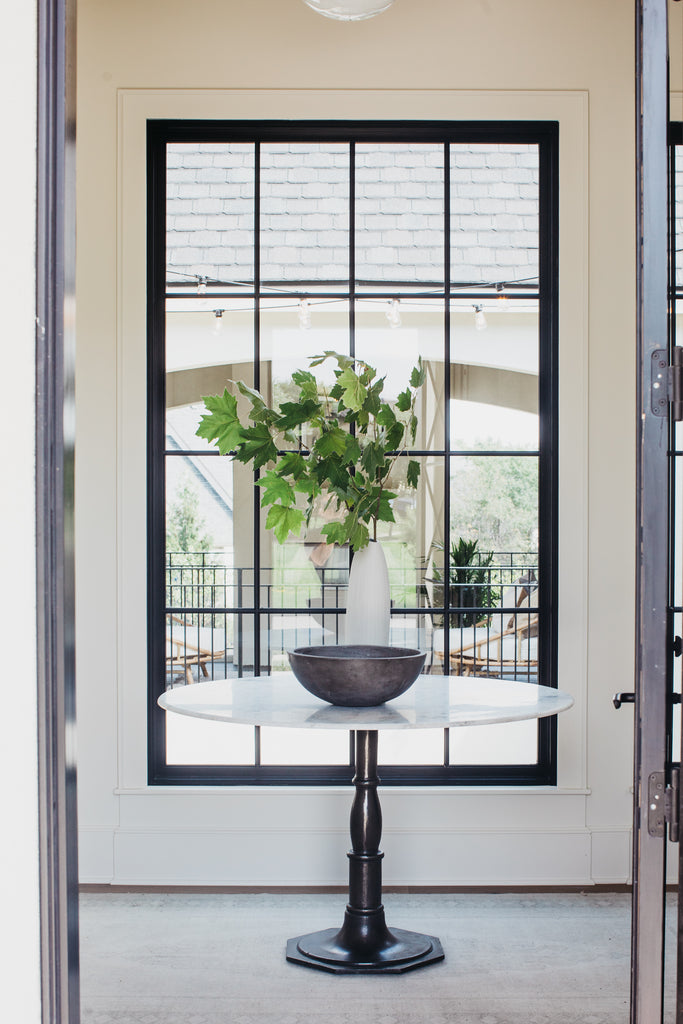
[[613, 692, 635, 709]]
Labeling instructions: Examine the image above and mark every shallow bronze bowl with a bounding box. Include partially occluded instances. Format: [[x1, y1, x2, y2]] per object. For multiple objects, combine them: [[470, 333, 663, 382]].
[[288, 644, 426, 707]]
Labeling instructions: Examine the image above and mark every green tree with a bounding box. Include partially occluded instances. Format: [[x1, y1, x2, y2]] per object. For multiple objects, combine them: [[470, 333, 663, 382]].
[[450, 447, 538, 554], [166, 478, 214, 561]]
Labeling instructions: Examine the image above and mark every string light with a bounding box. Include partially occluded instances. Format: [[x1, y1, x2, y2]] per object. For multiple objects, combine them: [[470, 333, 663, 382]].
[[473, 304, 487, 331], [495, 282, 509, 308], [386, 298, 401, 328], [197, 276, 207, 296], [298, 298, 311, 330], [212, 309, 224, 335]]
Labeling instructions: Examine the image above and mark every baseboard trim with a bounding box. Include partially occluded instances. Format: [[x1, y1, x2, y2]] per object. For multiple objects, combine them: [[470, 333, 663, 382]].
[[79, 882, 635, 894]]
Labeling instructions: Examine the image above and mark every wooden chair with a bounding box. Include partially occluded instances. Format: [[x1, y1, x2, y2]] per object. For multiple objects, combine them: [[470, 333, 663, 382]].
[[448, 613, 538, 679], [166, 614, 230, 685]]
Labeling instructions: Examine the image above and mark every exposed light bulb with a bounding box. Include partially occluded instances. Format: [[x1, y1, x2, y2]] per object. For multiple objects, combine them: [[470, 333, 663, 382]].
[[212, 309, 224, 335], [495, 283, 509, 308], [302, 0, 394, 21], [197, 275, 207, 296], [386, 299, 401, 329], [473, 305, 487, 331], [298, 299, 312, 330]]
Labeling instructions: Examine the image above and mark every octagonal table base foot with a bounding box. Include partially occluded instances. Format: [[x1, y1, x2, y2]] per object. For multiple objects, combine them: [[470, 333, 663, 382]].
[[286, 907, 444, 974]]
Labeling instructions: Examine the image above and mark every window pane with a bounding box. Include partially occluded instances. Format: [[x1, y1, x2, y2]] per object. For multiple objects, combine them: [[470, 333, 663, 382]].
[[260, 142, 349, 289], [449, 299, 539, 451], [449, 720, 538, 765], [379, 730, 444, 766], [166, 715, 255, 766], [450, 455, 538, 555], [166, 298, 254, 444], [355, 298, 445, 451], [259, 297, 350, 442], [355, 143, 444, 291], [166, 142, 255, 290], [450, 142, 539, 287]]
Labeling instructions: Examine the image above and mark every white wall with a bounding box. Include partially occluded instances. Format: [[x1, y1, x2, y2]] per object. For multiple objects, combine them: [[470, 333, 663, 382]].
[[0, 0, 42, 1018], [75, 0, 681, 885]]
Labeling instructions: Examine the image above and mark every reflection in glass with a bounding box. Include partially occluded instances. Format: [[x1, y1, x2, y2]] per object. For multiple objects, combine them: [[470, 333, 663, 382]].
[[166, 142, 255, 288], [355, 298, 445, 451], [259, 298, 349, 430], [165, 298, 254, 446], [450, 143, 539, 286], [260, 143, 349, 287], [450, 455, 538, 555], [450, 301, 539, 451], [355, 143, 444, 289]]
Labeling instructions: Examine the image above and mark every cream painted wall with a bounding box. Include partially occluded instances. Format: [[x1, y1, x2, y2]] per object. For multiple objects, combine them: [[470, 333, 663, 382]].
[[75, 0, 678, 885], [0, 1, 41, 1018]]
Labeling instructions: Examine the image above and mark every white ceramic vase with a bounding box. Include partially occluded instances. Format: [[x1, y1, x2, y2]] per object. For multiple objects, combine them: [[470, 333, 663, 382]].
[[345, 540, 391, 646]]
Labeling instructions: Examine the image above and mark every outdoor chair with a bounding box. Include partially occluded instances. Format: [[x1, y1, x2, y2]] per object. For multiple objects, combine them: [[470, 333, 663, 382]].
[[432, 573, 538, 680], [166, 614, 230, 685]]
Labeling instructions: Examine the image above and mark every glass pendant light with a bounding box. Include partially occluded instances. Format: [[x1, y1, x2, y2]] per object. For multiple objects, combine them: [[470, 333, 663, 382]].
[[303, 0, 395, 21]]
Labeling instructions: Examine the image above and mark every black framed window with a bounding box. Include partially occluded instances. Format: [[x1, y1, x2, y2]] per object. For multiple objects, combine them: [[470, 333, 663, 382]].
[[147, 120, 558, 786]]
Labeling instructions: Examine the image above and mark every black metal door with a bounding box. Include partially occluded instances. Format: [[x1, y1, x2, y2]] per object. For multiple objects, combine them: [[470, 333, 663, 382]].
[[632, 2, 678, 1022]]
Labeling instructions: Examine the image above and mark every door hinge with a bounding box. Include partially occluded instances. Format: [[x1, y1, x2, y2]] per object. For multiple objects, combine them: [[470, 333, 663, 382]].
[[651, 348, 683, 419], [648, 768, 680, 841]]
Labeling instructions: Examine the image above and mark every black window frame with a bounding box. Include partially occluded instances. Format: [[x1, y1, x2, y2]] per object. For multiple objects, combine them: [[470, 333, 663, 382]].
[[147, 119, 559, 787]]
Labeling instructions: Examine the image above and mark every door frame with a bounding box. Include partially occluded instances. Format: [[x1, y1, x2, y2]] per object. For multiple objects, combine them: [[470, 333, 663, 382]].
[[33, 0, 677, 1021], [36, 0, 79, 1021], [632, 1, 673, 1021]]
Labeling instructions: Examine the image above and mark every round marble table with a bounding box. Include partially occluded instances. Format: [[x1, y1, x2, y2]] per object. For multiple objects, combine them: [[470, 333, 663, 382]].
[[159, 674, 573, 975]]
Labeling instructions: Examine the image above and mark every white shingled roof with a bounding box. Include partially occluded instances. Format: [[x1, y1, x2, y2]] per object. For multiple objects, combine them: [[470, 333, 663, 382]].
[[166, 142, 540, 289]]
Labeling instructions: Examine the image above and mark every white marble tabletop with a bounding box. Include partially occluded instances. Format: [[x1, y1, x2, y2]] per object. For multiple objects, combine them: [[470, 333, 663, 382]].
[[158, 674, 574, 730]]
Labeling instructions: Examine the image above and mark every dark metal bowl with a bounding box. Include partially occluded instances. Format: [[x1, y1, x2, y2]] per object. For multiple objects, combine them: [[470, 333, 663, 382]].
[[288, 644, 427, 707]]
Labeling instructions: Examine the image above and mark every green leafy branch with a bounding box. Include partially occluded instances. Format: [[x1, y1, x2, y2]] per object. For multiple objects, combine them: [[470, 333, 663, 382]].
[[196, 352, 426, 550]]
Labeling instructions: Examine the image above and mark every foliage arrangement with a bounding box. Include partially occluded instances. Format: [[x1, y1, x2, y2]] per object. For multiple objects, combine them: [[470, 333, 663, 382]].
[[196, 351, 426, 552], [431, 537, 499, 626]]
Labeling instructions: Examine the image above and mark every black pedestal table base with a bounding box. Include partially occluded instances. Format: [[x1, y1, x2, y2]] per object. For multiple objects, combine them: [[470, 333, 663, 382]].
[[286, 730, 444, 974]]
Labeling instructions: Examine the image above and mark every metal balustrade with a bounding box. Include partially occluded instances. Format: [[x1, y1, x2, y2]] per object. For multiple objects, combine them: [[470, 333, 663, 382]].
[[165, 551, 539, 686]]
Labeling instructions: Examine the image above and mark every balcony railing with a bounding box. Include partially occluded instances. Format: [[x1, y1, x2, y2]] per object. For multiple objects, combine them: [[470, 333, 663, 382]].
[[165, 551, 539, 685]]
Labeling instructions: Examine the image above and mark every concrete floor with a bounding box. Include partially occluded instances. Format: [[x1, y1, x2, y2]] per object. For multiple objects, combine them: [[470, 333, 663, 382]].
[[79, 891, 678, 1024]]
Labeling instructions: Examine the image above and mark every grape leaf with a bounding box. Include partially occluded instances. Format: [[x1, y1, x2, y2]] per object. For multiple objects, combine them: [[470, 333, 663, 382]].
[[376, 403, 397, 428], [361, 442, 385, 480], [235, 380, 268, 420], [309, 350, 354, 370], [385, 422, 404, 452], [195, 389, 243, 455], [342, 434, 361, 466], [337, 368, 367, 412], [265, 504, 305, 544], [276, 452, 308, 480], [410, 360, 426, 388], [276, 399, 321, 431], [406, 459, 421, 489], [257, 471, 295, 507], [292, 369, 316, 387], [348, 520, 370, 551], [320, 520, 348, 546], [313, 426, 347, 458], [234, 424, 278, 469], [374, 492, 396, 524], [396, 388, 411, 412]]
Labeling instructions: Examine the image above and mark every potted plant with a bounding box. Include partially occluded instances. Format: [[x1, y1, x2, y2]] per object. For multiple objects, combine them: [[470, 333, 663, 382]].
[[196, 351, 426, 644], [429, 537, 499, 627]]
